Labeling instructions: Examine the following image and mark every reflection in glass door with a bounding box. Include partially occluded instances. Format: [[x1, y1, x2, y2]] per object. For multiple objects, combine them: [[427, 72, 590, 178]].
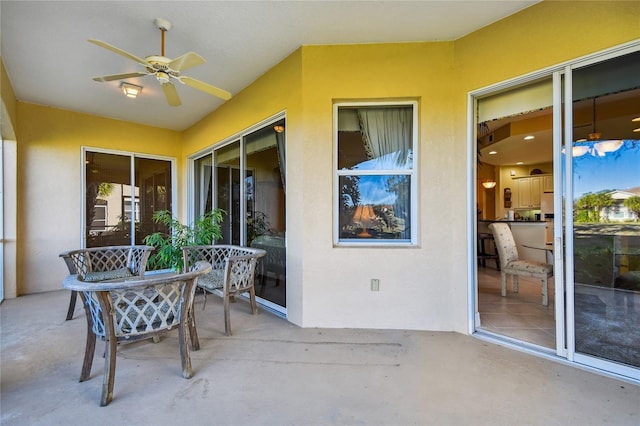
[[193, 117, 287, 311], [84, 151, 172, 249], [244, 119, 286, 308], [569, 51, 640, 371]]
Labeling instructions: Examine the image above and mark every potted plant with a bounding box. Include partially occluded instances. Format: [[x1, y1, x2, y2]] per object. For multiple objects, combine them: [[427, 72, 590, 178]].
[[144, 209, 224, 272]]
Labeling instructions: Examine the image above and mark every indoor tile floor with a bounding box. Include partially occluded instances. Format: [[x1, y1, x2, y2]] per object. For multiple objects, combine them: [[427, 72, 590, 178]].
[[477, 266, 556, 348]]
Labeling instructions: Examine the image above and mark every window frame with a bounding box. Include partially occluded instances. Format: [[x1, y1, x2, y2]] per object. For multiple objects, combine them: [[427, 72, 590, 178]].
[[333, 100, 419, 246], [81, 147, 177, 248]]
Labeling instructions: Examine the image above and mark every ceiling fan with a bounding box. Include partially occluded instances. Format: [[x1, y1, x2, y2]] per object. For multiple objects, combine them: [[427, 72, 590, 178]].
[[89, 18, 231, 106]]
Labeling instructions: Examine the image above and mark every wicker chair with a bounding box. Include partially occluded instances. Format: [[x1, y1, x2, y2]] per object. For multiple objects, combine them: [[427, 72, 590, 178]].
[[489, 222, 553, 306], [60, 245, 154, 320], [183, 245, 266, 337], [62, 260, 211, 406]]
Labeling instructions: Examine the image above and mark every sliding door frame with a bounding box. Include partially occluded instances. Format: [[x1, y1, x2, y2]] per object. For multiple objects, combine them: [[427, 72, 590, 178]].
[[187, 111, 287, 316], [468, 39, 640, 383]]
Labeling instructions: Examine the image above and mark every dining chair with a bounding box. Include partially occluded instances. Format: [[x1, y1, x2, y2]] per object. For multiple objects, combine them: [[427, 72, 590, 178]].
[[62, 261, 212, 406], [183, 245, 266, 337], [489, 222, 553, 306], [59, 245, 154, 320]]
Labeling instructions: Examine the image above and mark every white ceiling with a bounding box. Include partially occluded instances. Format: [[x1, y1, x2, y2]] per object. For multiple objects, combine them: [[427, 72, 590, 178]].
[[0, 1, 538, 131]]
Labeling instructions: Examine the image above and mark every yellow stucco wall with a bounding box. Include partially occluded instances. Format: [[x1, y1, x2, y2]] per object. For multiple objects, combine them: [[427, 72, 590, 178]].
[[16, 103, 181, 294], [1, 57, 17, 140], [5, 1, 639, 335], [182, 49, 305, 320], [297, 42, 458, 330]]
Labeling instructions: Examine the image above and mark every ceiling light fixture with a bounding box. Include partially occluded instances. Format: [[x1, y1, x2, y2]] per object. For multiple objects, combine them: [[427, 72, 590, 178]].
[[572, 97, 624, 157], [516, 162, 523, 165], [523, 135, 535, 140], [273, 125, 285, 133], [489, 151, 497, 155], [482, 181, 496, 189], [121, 82, 142, 99]]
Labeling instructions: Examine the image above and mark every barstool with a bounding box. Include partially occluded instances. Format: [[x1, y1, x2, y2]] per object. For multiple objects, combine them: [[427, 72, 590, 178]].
[[477, 232, 500, 270]]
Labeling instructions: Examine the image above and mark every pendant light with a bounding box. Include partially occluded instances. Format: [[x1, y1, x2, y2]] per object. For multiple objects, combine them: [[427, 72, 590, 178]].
[[573, 97, 623, 157]]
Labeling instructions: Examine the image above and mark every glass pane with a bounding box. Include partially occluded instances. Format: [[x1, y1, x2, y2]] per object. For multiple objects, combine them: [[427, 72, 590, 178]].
[[475, 76, 556, 349], [571, 51, 640, 368], [85, 152, 132, 247], [134, 157, 172, 245], [245, 120, 287, 307], [338, 106, 413, 170], [339, 174, 410, 240], [215, 141, 240, 245], [194, 155, 213, 216]]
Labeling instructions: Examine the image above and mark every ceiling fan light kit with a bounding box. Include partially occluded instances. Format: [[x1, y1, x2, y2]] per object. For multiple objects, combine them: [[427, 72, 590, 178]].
[[89, 18, 231, 106], [121, 82, 142, 98]]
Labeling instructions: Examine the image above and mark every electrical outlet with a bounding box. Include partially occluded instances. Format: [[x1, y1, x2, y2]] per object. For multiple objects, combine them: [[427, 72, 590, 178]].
[[371, 279, 380, 291]]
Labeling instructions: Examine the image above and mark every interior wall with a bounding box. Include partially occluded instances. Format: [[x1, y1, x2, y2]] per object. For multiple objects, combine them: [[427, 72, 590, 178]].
[[15, 103, 181, 295]]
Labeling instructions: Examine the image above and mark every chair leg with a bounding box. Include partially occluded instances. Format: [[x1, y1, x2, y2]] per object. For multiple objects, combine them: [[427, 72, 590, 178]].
[[80, 297, 96, 382], [541, 276, 548, 306], [501, 272, 507, 297], [223, 293, 232, 336], [100, 337, 117, 406], [178, 322, 193, 379], [188, 305, 200, 351], [66, 291, 78, 320], [513, 275, 519, 293], [80, 329, 96, 382], [249, 286, 258, 315], [201, 290, 208, 311]]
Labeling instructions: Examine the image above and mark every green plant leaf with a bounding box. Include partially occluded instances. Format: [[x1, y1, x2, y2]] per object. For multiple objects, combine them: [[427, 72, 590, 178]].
[[144, 209, 225, 271]]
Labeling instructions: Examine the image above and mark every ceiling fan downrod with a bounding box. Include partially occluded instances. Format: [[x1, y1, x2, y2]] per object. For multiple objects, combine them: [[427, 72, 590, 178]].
[[155, 18, 172, 57]]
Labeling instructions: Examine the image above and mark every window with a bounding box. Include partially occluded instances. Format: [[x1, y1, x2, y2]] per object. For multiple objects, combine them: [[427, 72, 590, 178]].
[[83, 149, 174, 248], [335, 102, 417, 244]]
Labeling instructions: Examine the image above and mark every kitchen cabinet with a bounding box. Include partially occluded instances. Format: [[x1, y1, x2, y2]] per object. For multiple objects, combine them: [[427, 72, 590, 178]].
[[513, 174, 551, 208], [542, 174, 553, 193]]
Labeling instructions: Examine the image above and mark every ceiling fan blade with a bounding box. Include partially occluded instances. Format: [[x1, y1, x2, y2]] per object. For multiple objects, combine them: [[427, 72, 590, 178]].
[[169, 52, 205, 72], [93, 72, 149, 82], [162, 82, 181, 107], [88, 39, 149, 66], [180, 76, 232, 100]]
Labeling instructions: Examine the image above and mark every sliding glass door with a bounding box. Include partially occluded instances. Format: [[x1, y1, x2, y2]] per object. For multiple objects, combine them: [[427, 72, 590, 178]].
[[192, 117, 287, 312], [568, 50, 640, 374], [473, 44, 640, 380], [475, 79, 556, 349], [84, 150, 173, 248]]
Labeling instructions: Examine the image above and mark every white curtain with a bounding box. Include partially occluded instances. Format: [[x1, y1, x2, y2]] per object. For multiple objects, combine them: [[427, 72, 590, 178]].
[[275, 132, 286, 192], [356, 107, 412, 239], [357, 107, 412, 168], [201, 164, 212, 215]]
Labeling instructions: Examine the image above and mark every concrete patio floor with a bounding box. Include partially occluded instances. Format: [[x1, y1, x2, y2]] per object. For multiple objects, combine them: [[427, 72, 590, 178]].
[[1, 290, 639, 426]]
